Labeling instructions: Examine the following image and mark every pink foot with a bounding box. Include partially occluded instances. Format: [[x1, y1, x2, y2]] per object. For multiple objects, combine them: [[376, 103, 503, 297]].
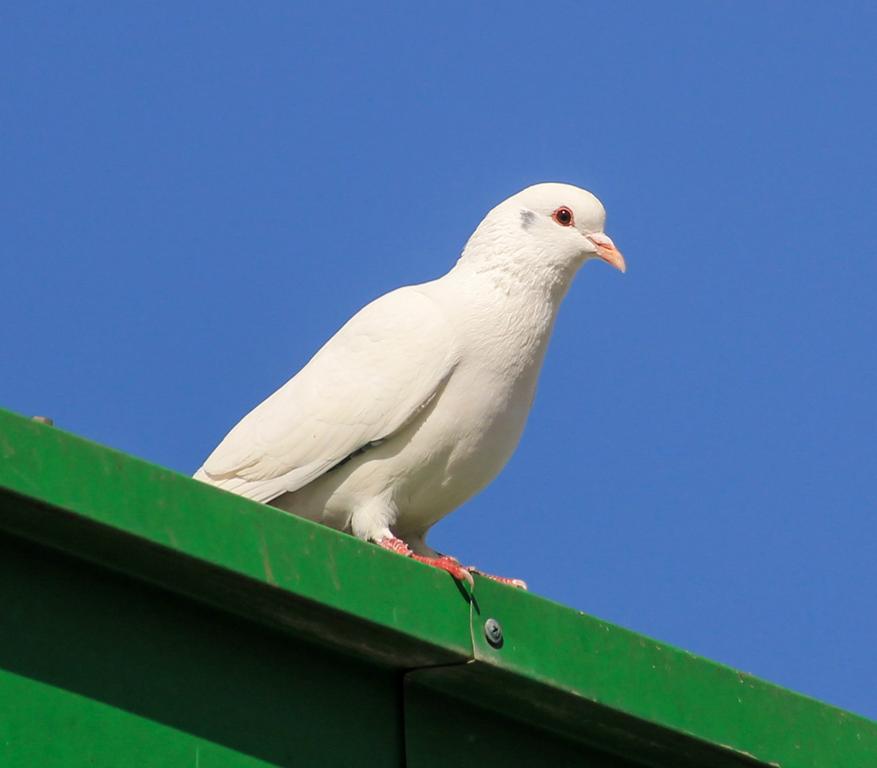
[[377, 537, 474, 587], [467, 567, 528, 590]]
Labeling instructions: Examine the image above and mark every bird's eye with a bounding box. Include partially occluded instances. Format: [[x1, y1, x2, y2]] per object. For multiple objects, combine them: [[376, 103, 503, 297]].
[[552, 206, 574, 227]]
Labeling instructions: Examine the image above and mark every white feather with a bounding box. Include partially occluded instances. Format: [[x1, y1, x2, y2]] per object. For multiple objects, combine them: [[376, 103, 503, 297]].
[[195, 286, 457, 503]]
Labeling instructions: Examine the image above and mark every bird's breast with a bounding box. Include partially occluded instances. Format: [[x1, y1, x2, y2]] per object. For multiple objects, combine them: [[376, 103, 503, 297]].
[[288, 281, 563, 536], [389, 310, 554, 532]]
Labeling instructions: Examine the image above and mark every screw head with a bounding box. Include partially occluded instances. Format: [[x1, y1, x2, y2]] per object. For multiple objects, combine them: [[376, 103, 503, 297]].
[[484, 617, 503, 648]]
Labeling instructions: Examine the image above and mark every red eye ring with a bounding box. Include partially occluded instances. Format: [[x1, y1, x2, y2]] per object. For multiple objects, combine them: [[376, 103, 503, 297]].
[[552, 206, 575, 227]]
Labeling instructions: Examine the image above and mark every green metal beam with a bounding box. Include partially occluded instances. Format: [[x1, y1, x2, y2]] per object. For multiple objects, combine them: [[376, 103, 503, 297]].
[[0, 532, 402, 768], [0, 408, 471, 668], [411, 579, 877, 767], [1, 407, 875, 767]]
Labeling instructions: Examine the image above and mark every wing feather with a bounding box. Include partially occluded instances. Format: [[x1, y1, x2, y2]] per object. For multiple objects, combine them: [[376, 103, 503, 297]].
[[195, 285, 457, 503]]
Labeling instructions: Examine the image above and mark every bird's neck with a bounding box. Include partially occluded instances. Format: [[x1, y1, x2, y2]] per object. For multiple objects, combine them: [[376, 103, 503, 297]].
[[451, 220, 580, 309], [443, 228, 579, 380]]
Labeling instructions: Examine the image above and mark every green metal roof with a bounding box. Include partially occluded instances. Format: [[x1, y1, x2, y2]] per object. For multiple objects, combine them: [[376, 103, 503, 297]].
[[1, 406, 875, 767]]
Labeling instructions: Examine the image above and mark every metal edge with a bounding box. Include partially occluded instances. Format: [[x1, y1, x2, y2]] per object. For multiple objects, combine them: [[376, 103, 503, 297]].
[[0, 408, 472, 667]]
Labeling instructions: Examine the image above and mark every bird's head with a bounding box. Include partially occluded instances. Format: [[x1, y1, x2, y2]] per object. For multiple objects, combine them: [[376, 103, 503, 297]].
[[460, 183, 625, 282], [507, 183, 625, 273]]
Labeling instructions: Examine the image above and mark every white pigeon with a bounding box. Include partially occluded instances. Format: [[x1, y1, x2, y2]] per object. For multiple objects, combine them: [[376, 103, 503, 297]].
[[194, 183, 625, 588]]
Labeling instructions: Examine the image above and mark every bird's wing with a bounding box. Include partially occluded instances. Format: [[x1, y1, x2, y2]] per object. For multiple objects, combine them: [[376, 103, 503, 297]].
[[196, 285, 457, 503]]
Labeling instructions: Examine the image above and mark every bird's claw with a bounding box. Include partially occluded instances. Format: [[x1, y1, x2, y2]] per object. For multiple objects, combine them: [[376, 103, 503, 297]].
[[377, 537, 474, 587], [376, 537, 524, 590], [412, 554, 474, 588], [467, 567, 528, 590]]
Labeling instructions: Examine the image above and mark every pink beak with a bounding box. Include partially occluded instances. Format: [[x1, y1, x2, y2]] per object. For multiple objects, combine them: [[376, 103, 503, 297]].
[[586, 232, 626, 273]]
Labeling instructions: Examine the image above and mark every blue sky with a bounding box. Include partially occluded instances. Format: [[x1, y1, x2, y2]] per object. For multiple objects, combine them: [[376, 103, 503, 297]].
[[2, 3, 876, 719]]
